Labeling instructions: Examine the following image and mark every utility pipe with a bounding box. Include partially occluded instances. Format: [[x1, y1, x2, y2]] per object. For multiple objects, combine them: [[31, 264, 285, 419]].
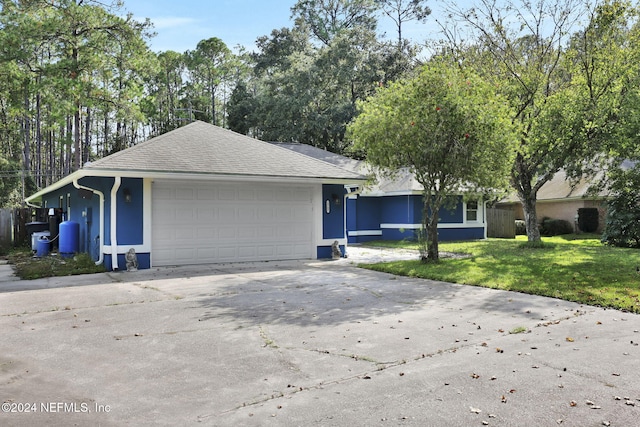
[[110, 177, 121, 271], [73, 179, 105, 266]]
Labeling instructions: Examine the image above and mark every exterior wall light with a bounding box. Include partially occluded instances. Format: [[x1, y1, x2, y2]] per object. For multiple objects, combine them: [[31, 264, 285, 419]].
[[123, 188, 132, 203]]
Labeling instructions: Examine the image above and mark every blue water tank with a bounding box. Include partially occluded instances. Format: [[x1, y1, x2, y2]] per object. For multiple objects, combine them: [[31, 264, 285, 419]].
[[59, 220, 79, 256], [36, 237, 50, 257]]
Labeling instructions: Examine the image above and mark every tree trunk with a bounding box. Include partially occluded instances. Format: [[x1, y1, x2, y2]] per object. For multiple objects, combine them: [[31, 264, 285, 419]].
[[74, 104, 81, 171], [36, 91, 41, 187], [421, 200, 440, 262], [84, 106, 91, 165], [23, 85, 30, 176], [512, 153, 542, 242], [520, 193, 541, 241]]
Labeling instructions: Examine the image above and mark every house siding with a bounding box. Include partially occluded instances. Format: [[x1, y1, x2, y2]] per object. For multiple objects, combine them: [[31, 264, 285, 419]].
[[347, 195, 486, 243], [39, 176, 150, 270]]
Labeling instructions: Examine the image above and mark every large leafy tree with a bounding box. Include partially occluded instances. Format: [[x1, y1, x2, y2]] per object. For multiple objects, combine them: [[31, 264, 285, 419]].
[[185, 37, 233, 126], [291, 0, 378, 46], [348, 60, 516, 261], [443, 0, 639, 242]]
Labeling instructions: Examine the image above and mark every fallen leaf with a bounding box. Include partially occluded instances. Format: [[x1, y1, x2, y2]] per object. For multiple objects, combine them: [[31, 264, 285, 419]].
[[470, 407, 482, 414], [570, 400, 577, 407], [501, 395, 507, 403], [471, 373, 480, 379], [566, 337, 574, 342]]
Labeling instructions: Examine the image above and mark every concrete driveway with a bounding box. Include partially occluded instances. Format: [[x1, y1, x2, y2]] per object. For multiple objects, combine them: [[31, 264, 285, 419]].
[[1, 248, 639, 426]]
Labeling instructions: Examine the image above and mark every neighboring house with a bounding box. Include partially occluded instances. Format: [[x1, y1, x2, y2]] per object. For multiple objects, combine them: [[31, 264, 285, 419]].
[[271, 143, 488, 244], [24, 121, 366, 270], [495, 169, 608, 232]]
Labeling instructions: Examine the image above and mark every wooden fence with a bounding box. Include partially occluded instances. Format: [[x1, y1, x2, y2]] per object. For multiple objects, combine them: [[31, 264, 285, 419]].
[[487, 208, 516, 238], [0, 209, 11, 251]]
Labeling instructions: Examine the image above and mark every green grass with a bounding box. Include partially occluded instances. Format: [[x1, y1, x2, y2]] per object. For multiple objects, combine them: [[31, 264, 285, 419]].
[[359, 235, 640, 313], [8, 248, 106, 280]]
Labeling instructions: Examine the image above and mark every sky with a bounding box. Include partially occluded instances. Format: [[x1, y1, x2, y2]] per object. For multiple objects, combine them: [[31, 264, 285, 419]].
[[122, 0, 455, 54]]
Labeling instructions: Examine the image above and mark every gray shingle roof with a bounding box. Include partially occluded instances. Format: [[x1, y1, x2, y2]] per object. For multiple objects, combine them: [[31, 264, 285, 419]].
[[84, 121, 365, 181]]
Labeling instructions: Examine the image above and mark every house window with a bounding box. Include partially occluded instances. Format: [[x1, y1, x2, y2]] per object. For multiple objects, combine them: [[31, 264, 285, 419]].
[[466, 200, 478, 222]]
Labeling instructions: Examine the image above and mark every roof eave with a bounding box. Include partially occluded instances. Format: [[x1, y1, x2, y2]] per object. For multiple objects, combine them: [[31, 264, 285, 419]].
[[24, 168, 367, 203]]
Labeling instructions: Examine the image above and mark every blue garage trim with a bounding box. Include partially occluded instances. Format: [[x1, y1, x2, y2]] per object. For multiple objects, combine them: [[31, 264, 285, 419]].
[[104, 253, 150, 271], [317, 244, 345, 259], [116, 178, 144, 245], [323, 184, 346, 239]]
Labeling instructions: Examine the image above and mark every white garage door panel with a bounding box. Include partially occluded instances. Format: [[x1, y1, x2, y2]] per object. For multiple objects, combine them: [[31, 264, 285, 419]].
[[152, 181, 314, 266]]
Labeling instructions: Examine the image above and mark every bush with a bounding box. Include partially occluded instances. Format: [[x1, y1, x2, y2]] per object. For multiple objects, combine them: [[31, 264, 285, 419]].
[[602, 166, 640, 248], [540, 217, 573, 236], [515, 220, 527, 235], [578, 208, 599, 233], [602, 203, 640, 248]]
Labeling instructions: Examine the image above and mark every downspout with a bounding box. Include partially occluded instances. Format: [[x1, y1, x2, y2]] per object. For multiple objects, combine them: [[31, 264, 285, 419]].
[[343, 185, 363, 254], [73, 178, 104, 266], [483, 199, 489, 240], [110, 177, 121, 271]]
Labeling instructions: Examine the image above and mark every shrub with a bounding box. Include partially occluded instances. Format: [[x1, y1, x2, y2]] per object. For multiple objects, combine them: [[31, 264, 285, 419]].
[[602, 166, 640, 248], [515, 220, 527, 235], [540, 218, 573, 236], [577, 208, 599, 233], [602, 202, 640, 248]]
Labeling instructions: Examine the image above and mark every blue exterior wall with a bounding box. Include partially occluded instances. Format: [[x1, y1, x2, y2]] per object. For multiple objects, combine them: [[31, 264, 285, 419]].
[[346, 194, 485, 243], [347, 196, 383, 243], [39, 176, 149, 270], [322, 184, 345, 239], [317, 184, 347, 258]]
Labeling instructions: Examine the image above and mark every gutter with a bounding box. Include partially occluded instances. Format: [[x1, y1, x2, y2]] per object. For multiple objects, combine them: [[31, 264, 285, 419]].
[[73, 178, 105, 266], [110, 177, 121, 271]]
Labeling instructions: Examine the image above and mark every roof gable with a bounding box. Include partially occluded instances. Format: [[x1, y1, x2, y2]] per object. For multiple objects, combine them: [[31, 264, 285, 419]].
[[85, 121, 364, 181]]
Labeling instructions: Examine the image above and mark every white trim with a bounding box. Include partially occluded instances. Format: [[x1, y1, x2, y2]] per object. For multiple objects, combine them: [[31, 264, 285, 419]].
[[348, 230, 383, 237], [380, 223, 485, 230], [110, 177, 121, 270], [380, 223, 421, 229], [103, 244, 150, 254], [25, 169, 365, 204], [143, 179, 152, 259]]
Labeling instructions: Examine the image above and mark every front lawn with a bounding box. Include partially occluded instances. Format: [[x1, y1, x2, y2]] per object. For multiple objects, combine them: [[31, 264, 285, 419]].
[[359, 235, 640, 313]]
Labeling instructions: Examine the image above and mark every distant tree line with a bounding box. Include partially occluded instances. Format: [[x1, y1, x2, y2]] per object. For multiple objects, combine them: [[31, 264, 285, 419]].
[[0, 0, 429, 206]]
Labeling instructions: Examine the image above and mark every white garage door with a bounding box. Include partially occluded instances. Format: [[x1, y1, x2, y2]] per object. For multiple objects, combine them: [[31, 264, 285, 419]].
[[152, 180, 314, 266]]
